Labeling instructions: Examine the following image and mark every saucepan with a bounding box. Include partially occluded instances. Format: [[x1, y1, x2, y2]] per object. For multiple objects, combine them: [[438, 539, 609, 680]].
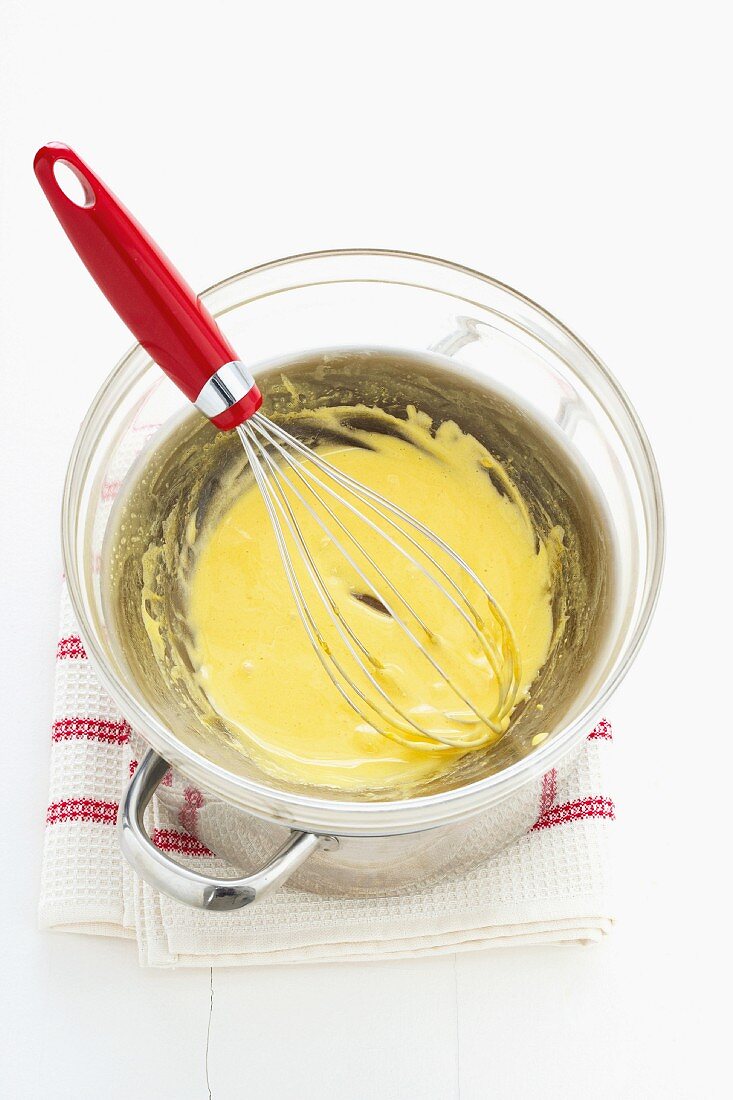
[[61, 250, 664, 909]]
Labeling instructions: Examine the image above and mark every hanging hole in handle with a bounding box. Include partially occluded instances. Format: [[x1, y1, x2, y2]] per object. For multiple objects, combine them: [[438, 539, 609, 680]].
[[53, 159, 96, 208]]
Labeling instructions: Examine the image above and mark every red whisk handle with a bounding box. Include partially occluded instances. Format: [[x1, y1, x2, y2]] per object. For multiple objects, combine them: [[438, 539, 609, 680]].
[[33, 142, 261, 429]]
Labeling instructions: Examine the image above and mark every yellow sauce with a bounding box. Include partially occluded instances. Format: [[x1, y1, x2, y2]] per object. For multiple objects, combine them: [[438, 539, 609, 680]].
[[186, 407, 559, 793]]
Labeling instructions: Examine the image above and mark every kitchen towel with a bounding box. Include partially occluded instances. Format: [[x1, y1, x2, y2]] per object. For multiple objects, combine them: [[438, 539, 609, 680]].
[[39, 582, 615, 967]]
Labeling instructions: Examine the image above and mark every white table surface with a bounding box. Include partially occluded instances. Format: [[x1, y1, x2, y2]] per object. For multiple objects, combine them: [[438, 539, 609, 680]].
[[1, 2, 729, 1096]]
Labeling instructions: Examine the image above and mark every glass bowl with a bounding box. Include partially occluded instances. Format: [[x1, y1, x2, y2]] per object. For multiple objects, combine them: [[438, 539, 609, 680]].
[[62, 249, 664, 838]]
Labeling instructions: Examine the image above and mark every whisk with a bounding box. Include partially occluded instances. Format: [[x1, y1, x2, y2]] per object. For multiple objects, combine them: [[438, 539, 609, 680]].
[[35, 143, 520, 753]]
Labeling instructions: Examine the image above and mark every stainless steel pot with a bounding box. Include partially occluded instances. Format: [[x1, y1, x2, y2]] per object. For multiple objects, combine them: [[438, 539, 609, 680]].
[[62, 250, 664, 910]]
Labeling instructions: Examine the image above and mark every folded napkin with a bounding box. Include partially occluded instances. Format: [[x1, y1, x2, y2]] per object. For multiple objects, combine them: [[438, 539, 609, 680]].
[[39, 582, 615, 967]]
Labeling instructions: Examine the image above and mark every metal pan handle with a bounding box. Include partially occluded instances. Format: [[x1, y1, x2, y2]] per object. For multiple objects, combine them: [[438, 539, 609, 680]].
[[118, 750, 336, 911]]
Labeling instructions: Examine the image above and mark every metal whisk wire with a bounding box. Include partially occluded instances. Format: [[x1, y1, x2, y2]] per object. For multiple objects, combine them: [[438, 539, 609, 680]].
[[245, 424, 497, 746], [237, 412, 521, 753]]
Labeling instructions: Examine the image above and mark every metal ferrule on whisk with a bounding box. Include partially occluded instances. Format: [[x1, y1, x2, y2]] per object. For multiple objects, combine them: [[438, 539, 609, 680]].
[[194, 361, 258, 419]]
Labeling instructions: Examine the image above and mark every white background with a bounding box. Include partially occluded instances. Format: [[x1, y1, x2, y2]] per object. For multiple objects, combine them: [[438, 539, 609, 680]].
[[0, 1, 730, 1096]]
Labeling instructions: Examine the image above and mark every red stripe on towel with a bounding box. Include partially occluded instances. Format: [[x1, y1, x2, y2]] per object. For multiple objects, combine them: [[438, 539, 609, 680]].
[[151, 828, 213, 857], [532, 795, 615, 831], [52, 718, 131, 745], [46, 798, 118, 826], [101, 479, 122, 501], [56, 635, 87, 660], [588, 718, 612, 740], [538, 768, 558, 817]]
